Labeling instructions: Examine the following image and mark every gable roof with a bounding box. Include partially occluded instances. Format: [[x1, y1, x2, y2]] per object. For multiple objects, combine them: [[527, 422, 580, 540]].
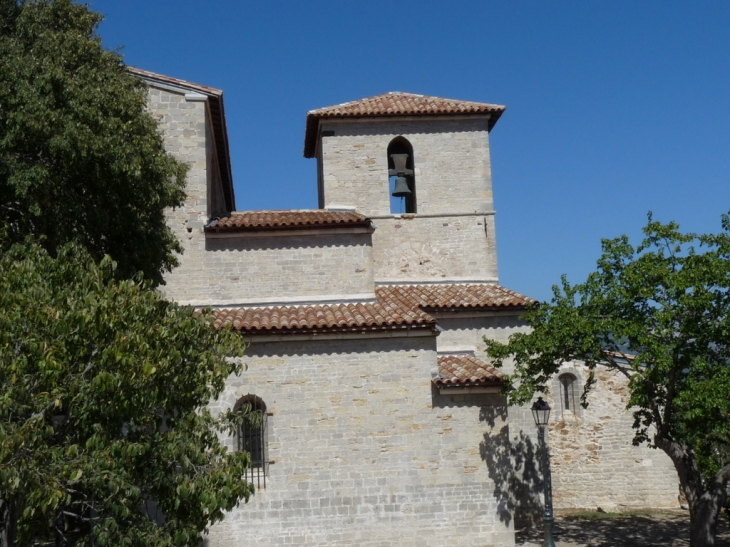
[[375, 283, 535, 312], [304, 92, 506, 157], [205, 210, 371, 234], [128, 67, 235, 212]]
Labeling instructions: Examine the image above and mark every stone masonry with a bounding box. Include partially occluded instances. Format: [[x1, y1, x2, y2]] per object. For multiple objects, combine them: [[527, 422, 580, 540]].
[[372, 215, 498, 283], [545, 363, 679, 512], [317, 117, 498, 284], [208, 337, 515, 547], [139, 76, 231, 306], [174, 230, 375, 306]]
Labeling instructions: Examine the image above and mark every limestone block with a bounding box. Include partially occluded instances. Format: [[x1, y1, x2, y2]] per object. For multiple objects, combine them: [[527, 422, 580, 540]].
[[208, 337, 516, 547]]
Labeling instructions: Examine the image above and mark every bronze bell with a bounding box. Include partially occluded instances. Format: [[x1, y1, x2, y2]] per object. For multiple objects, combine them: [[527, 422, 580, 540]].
[[390, 153, 413, 198], [392, 175, 411, 197]]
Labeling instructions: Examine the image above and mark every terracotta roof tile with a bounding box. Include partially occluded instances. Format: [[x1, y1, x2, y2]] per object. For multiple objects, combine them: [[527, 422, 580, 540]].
[[375, 283, 536, 311], [304, 92, 506, 157], [310, 92, 505, 118], [210, 283, 533, 335], [433, 354, 504, 387], [213, 300, 435, 335], [205, 210, 371, 233]]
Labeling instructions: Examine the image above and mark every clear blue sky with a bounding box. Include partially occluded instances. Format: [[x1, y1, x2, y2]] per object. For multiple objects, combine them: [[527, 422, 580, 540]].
[[91, 1, 730, 302]]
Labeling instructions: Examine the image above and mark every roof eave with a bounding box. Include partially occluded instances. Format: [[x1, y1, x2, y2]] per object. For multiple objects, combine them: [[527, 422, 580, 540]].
[[303, 108, 506, 159], [228, 322, 438, 336], [203, 220, 373, 234], [433, 379, 504, 387], [423, 304, 532, 313]]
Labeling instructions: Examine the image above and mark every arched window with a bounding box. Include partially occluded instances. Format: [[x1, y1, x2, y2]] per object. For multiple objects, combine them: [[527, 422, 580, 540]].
[[235, 395, 268, 488], [387, 137, 416, 214], [558, 373, 578, 413]]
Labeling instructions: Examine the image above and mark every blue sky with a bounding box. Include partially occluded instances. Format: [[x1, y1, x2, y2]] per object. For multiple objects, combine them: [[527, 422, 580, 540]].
[[91, 1, 730, 302]]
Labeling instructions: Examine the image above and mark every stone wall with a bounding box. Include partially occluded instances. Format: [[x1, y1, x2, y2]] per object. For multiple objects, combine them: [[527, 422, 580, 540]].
[[435, 315, 680, 519], [207, 336, 516, 547], [317, 117, 499, 284], [318, 117, 494, 217], [434, 313, 530, 355], [544, 362, 679, 512], [372, 214, 498, 283], [145, 85, 223, 299], [162, 231, 375, 306]]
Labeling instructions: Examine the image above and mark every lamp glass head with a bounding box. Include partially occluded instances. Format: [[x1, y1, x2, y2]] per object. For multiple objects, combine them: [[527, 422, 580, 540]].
[[531, 396, 551, 426]]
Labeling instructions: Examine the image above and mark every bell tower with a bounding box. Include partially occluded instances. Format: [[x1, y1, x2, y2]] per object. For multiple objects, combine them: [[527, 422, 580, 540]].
[[304, 92, 506, 285]]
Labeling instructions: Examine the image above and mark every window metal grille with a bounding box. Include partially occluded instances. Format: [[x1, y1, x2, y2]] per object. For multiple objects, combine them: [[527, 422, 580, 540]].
[[237, 399, 268, 489], [559, 374, 578, 414]]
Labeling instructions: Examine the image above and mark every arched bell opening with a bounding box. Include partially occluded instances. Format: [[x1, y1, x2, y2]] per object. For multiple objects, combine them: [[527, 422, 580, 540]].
[[387, 137, 416, 214]]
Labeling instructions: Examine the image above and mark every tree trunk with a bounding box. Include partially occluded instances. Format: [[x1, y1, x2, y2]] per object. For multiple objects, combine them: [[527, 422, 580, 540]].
[[690, 491, 722, 547], [655, 437, 703, 512], [655, 436, 730, 547], [0, 499, 15, 547], [689, 464, 730, 547]]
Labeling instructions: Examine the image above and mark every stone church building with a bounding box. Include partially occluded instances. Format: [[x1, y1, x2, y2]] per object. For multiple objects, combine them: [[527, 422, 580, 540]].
[[130, 67, 680, 546]]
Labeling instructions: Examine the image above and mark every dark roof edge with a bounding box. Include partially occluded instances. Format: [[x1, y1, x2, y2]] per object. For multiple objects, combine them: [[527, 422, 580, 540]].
[[237, 322, 437, 336], [431, 377, 504, 387], [209, 95, 235, 212], [303, 108, 505, 158], [204, 219, 373, 234], [422, 303, 534, 312]]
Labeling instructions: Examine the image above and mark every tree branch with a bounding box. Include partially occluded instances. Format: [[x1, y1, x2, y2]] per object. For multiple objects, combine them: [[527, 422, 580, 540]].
[[29, 401, 55, 421]]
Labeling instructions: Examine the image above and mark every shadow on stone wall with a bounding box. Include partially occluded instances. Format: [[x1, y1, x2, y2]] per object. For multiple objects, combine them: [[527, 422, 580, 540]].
[[248, 335, 435, 358], [430, 387, 506, 411], [205, 232, 369, 252], [479, 406, 544, 529]]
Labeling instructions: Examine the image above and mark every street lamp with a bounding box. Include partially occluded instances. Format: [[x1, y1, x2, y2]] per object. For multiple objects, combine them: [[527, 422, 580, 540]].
[[531, 397, 557, 547]]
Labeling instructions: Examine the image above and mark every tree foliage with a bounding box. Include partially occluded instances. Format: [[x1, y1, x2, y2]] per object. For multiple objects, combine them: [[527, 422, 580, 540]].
[[0, 0, 187, 286], [0, 240, 253, 546], [485, 214, 730, 547]]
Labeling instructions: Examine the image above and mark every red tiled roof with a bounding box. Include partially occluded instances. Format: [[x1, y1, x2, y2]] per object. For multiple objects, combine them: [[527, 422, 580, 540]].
[[375, 283, 535, 311], [433, 354, 504, 387], [304, 92, 506, 157], [310, 92, 505, 118], [205, 210, 371, 233], [210, 283, 532, 336], [213, 300, 435, 335]]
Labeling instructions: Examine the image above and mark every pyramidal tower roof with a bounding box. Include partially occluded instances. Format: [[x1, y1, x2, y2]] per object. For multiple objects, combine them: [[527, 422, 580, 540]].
[[304, 92, 506, 157]]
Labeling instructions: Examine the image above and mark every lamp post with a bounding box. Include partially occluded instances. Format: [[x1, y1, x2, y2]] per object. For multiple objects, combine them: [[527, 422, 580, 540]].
[[531, 397, 557, 547]]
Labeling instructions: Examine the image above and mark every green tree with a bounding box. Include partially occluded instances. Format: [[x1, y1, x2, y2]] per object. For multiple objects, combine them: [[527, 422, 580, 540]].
[[0, 240, 254, 546], [485, 214, 730, 547], [0, 0, 187, 286]]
